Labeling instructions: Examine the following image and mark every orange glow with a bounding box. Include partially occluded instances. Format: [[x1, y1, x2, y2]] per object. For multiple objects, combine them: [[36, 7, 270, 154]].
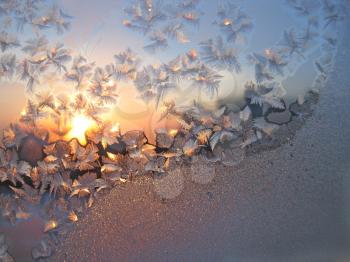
[[169, 129, 178, 137], [119, 178, 127, 183], [122, 19, 131, 26], [264, 49, 271, 56], [187, 49, 198, 60], [110, 123, 120, 133], [20, 108, 26, 116], [223, 18, 232, 26], [183, 12, 197, 20], [107, 79, 116, 88], [51, 47, 57, 55], [66, 115, 95, 145], [107, 152, 118, 161]]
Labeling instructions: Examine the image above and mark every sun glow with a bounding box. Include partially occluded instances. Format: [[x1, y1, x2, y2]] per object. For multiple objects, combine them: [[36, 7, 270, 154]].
[[169, 129, 178, 137], [66, 115, 94, 145], [223, 18, 232, 26], [20, 108, 26, 116]]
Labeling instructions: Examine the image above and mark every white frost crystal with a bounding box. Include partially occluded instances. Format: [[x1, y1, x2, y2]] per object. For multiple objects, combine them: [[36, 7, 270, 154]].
[[153, 168, 184, 199], [189, 156, 216, 184]]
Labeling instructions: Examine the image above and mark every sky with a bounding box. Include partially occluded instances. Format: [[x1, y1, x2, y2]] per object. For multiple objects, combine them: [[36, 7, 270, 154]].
[[0, 0, 326, 133]]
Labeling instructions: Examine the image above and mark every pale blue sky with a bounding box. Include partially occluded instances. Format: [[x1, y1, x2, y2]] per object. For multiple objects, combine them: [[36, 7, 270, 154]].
[[0, 0, 330, 129], [58, 0, 317, 101]]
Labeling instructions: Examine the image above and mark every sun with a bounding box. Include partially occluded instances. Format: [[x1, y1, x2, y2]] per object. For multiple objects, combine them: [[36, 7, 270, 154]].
[[66, 115, 94, 145]]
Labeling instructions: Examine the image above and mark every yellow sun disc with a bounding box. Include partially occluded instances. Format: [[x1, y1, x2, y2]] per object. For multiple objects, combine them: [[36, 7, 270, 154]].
[[66, 115, 94, 145]]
